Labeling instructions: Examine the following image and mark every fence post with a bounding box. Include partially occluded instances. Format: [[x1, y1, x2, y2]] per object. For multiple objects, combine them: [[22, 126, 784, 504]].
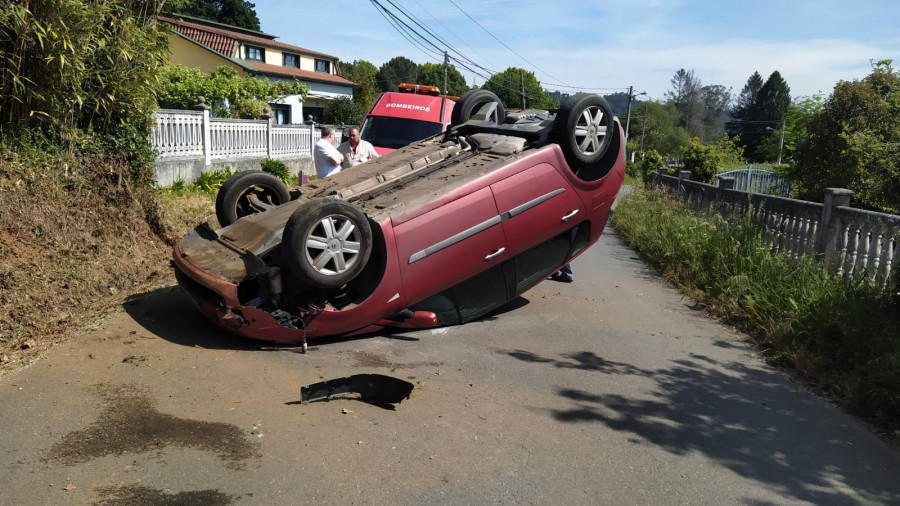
[[816, 188, 854, 273], [651, 167, 666, 189], [716, 176, 734, 207], [677, 170, 691, 195], [262, 108, 273, 159], [192, 96, 211, 166]]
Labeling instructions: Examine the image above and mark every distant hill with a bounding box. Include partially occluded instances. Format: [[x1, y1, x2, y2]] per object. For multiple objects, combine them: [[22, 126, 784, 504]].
[[604, 91, 643, 117]]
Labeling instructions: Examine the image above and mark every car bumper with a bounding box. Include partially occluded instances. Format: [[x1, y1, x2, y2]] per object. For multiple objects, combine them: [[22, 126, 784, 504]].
[[172, 241, 310, 344]]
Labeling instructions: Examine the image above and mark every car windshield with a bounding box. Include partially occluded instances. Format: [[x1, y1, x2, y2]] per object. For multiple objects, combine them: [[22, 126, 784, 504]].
[[360, 116, 444, 149]]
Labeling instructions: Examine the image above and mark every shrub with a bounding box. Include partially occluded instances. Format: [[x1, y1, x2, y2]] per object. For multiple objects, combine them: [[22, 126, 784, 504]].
[[638, 149, 666, 184], [156, 66, 309, 119], [261, 158, 291, 183], [680, 136, 745, 183], [192, 169, 233, 194], [323, 96, 366, 126]]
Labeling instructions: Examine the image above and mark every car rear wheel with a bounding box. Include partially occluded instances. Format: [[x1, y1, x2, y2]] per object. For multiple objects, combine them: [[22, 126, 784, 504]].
[[553, 93, 615, 169], [282, 198, 373, 290], [451, 89, 506, 126], [216, 170, 291, 227]]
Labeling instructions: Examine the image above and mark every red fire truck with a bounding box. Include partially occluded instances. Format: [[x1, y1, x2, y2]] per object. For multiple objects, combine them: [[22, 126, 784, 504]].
[[359, 83, 457, 155]]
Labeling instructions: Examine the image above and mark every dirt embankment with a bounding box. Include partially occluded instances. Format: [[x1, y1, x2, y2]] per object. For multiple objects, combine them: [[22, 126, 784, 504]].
[[0, 152, 212, 373]]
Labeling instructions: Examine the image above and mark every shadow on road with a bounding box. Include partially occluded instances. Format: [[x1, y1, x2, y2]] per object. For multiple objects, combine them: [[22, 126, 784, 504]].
[[500, 348, 898, 504], [124, 286, 267, 351], [124, 285, 531, 351]]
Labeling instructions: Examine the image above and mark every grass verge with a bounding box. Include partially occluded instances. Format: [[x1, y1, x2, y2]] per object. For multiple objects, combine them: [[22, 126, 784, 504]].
[[611, 187, 900, 434]]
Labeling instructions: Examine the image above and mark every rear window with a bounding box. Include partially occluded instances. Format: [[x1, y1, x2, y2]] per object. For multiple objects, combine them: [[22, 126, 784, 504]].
[[360, 116, 444, 150]]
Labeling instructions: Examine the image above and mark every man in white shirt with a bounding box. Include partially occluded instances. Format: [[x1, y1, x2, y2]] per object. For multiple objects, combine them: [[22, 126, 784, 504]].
[[314, 127, 344, 179], [337, 127, 379, 169]]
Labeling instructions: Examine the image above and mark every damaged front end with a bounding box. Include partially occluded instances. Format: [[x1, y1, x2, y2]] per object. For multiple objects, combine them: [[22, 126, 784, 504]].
[[172, 222, 323, 345]]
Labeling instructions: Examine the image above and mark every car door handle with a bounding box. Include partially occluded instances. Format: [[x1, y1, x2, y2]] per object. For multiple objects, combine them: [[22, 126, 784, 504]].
[[484, 247, 505, 260], [561, 209, 579, 222]]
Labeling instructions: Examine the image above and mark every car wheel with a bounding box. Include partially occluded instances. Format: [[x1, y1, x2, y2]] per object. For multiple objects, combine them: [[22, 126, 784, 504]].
[[282, 198, 373, 290], [553, 93, 615, 168], [216, 170, 291, 227], [451, 89, 506, 126]]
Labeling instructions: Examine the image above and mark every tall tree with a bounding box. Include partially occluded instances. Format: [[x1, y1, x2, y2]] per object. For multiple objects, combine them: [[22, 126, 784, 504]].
[[167, 0, 261, 30], [417, 62, 468, 97], [481, 67, 557, 110], [376, 56, 419, 92], [727, 71, 791, 162], [757, 71, 792, 123], [732, 71, 764, 121], [666, 68, 704, 138], [627, 100, 691, 160], [342, 59, 379, 111], [700, 84, 732, 143], [788, 60, 900, 212]]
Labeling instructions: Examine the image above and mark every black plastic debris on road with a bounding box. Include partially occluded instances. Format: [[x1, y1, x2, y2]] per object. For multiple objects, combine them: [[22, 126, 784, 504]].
[[300, 374, 414, 410]]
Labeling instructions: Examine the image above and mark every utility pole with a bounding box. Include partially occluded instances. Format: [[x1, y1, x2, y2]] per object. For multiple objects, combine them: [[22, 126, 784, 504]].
[[520, 69, 526, 109], [443, 51, 449, 95], [624, 85, 634, 144]]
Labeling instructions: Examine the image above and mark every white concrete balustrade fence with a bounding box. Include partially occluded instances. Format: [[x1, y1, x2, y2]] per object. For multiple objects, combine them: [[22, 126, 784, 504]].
[[653, 169, 900, 289], [152, 109, 205, 159], [151, 108, 336, 186]]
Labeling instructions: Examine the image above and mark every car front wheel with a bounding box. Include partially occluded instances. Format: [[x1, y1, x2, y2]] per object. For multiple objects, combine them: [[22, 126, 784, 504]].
[[281, 198, 373, 290]]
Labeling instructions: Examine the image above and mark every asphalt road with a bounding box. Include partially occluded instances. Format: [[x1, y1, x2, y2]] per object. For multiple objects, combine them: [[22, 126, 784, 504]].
[[2, 225, 899, 505]]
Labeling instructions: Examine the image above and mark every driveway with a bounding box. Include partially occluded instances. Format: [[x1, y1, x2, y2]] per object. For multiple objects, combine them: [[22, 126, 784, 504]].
[[1, 225, 898, 505]]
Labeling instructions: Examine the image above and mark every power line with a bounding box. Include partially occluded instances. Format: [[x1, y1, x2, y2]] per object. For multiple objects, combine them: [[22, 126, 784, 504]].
[[370, 1, 443, 62], [370, 1, 633, 100], [371, 1, 551, 103], [408, 0, 504, 80], [371, 0, 445, 60], [385, 0, 499, 79], [445, 0, 574, 89]]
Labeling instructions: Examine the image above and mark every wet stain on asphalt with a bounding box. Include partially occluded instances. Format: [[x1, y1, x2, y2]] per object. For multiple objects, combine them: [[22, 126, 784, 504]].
[[43, 384, 258, 469], [350, 350, 441, 370], [94, 485, 237, 505]]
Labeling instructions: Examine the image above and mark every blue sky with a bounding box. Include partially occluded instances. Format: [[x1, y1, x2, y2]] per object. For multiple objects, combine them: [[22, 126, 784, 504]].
[[255, 0, 900, 101]]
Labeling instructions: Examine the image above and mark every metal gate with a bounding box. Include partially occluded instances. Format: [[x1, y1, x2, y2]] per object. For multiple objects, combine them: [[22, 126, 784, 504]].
[[718, 165, 791, 197]]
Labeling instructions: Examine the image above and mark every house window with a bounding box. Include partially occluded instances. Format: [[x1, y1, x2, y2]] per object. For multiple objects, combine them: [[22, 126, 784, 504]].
[[245, 45, 264, 62], [283, 53, 298, 68], [314, 59, 330, 73]]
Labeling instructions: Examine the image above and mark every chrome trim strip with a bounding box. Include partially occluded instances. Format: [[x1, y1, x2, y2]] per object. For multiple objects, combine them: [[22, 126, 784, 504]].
[[503, 188, 565, 220], [409, 215, 502, 263], [407, 188, 566, 264]]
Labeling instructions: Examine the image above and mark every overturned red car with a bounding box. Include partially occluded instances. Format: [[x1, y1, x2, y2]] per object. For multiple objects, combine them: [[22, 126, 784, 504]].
[[173, 91, 625, 348]]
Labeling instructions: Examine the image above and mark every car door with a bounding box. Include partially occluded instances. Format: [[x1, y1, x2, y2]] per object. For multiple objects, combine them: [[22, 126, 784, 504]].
[[393, 186, 508, 305], [491, 162, 586, 258]]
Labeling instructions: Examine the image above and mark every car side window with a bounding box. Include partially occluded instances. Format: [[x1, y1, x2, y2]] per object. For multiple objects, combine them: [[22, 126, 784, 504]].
[[411, 223, 591, 325], [410, 264, 508, 326], [513, 229, 572, 295]]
